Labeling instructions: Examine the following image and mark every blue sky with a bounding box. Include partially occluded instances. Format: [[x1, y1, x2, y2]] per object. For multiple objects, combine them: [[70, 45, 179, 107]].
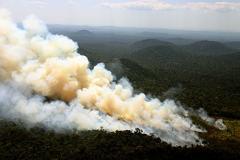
[[1, 0, 240, 32]]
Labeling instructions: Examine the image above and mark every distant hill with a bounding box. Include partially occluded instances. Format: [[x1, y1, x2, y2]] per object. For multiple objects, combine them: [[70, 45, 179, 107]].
[[129, 44, 195, 75], [131, 45, 188, 62], [185, 40, 236, 55], [75, 30, 94, 36], [131, 39, 174, 50], [132, 40, 237, 57], [130, 41, 240, 72], [224, 41, 240, 50], [166, 38, 195, 45]]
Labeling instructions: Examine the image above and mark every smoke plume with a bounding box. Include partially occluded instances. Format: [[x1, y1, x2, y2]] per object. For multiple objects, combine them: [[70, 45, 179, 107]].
[[0, 9, 225, 146]]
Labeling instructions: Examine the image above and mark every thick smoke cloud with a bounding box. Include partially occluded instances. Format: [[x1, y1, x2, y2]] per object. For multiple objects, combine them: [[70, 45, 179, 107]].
[[0, 9, 225, 146]]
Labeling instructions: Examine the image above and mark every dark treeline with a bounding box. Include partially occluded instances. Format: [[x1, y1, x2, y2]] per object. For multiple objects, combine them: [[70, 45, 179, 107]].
[[0, 121, 239, 160]]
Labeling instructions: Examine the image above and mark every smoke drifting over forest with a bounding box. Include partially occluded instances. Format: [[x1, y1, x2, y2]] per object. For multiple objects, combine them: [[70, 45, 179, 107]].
[[0, 9, 225, 146]]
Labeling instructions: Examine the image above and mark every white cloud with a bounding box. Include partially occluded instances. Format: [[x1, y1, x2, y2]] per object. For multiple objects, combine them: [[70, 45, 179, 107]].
[[184, 2, 240, 11], [102, 0, 174, 10], [102, 0, 240, 11], [27, 0, 48, 8]]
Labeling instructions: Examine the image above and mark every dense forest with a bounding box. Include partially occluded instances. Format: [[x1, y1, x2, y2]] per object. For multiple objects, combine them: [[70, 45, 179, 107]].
[[1, 28, 240, 159], [78, 36, 240, 119], [0, 120, 239, 160]]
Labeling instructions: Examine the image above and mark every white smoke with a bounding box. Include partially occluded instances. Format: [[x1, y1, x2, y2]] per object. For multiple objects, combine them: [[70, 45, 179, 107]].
[[197, 108, 226, 130], [0, 9, 225, 146], [0, 82, 140, 132]]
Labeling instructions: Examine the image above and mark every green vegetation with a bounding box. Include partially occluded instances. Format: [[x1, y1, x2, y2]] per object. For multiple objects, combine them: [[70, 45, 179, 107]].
[[78, 38, 240, 119], [185, 40, 237, 55], [1, 31, 240, 159], [0, 120, 239, 160]]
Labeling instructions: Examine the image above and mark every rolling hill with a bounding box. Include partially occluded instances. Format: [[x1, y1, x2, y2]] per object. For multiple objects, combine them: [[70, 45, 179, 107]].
[[224, 41, 240, 50], [185, 40, 237, 55], [131, 39, 174, 50], [75, 30, 94, 36]]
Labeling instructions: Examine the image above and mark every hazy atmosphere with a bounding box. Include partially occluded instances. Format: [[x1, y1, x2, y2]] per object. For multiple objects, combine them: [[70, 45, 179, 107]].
[[0, 1, 240, 160], [1, 0, 240, 31]]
